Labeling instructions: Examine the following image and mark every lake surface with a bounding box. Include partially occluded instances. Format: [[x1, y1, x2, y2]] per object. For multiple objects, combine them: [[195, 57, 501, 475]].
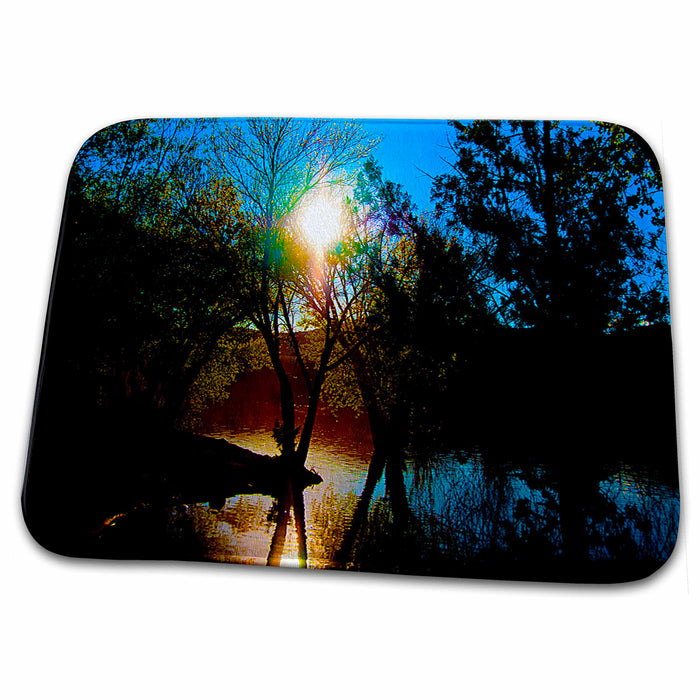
[[158, 400, 679, 580]]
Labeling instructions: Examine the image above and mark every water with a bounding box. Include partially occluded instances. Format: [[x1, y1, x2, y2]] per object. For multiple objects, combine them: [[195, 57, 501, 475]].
[[156, 407, 679, 579], [87, 368, 678, 579], [188, 422, 376, 568]]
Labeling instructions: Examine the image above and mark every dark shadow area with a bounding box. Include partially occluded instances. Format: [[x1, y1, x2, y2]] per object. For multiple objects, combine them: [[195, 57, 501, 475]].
[[24, 398, 321, 559], [446, 325, 678, 487]]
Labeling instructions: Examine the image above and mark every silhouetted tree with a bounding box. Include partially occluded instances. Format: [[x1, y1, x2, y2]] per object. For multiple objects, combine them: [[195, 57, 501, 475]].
[[432, 120, 667, 332], [324, 159, 494, 452], [60, 120, 254, 425], [211, 118, 375, 466]]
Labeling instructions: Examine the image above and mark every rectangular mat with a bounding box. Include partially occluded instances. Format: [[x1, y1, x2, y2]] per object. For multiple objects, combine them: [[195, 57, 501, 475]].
[[23, 118, 679, 582]]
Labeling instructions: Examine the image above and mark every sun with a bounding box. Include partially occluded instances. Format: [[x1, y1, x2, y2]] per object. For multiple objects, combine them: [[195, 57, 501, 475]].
[[297, 185, 349, 254]]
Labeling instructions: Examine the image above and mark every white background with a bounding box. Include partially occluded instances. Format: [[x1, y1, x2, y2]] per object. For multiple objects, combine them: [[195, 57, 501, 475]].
[[2, 2, 697, 698]]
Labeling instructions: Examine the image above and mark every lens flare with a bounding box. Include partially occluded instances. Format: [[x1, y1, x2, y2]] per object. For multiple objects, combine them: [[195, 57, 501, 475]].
[[296, 185, 349, 253]]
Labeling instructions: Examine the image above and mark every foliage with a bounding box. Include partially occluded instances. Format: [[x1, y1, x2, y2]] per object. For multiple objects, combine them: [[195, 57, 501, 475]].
[[210, 118, 377, 461], [432, 120, 668, 331], [322, 159, 496, 447], [60, 118, 671, 458], [181, 331, 271, 428], [65, 120, 253, 421], [320, 354, 365, 416], [211, 118, 376, 223]]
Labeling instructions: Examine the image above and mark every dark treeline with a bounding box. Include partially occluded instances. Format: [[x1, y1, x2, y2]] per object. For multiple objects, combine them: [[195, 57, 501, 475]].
[[23, 118, 677, 578]]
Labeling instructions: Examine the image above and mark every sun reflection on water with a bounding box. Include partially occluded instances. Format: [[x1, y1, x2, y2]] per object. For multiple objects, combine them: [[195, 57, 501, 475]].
[[166, 388, 678, 575]]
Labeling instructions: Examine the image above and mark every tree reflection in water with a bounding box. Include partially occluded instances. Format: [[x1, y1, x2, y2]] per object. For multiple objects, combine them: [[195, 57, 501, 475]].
[[334, 448, 416, 571], [332, 447, 678, 581], [266, 477, 308, 568], [88, 406, 675, 581], [89, 433, 677, 581], [171, 362, 679, 580]]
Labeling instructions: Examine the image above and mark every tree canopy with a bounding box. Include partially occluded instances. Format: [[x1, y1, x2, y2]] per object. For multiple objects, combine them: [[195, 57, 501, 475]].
[[53, 117, 671, 465], [63, 120, 255, 424], [432, 120, 667, 332]]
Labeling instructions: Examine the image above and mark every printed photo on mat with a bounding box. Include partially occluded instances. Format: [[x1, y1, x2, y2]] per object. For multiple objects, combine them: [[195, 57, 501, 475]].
[[23, 118, 679, 582]]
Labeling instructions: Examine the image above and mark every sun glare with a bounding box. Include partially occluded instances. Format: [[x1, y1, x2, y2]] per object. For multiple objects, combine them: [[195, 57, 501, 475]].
[[279, 555, 304, 568], [297, 186, 349, 253]]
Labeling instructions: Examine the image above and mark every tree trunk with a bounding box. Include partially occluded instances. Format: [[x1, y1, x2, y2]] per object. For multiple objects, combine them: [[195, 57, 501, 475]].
[[271, 352, 297, 458], [542, 120, 562, 327], [258, 319, 297, 458], [294, 332, 335, 466]]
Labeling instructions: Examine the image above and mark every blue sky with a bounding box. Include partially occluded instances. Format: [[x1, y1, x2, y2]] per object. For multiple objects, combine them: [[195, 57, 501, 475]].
[[358, 119, 454, 212]]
